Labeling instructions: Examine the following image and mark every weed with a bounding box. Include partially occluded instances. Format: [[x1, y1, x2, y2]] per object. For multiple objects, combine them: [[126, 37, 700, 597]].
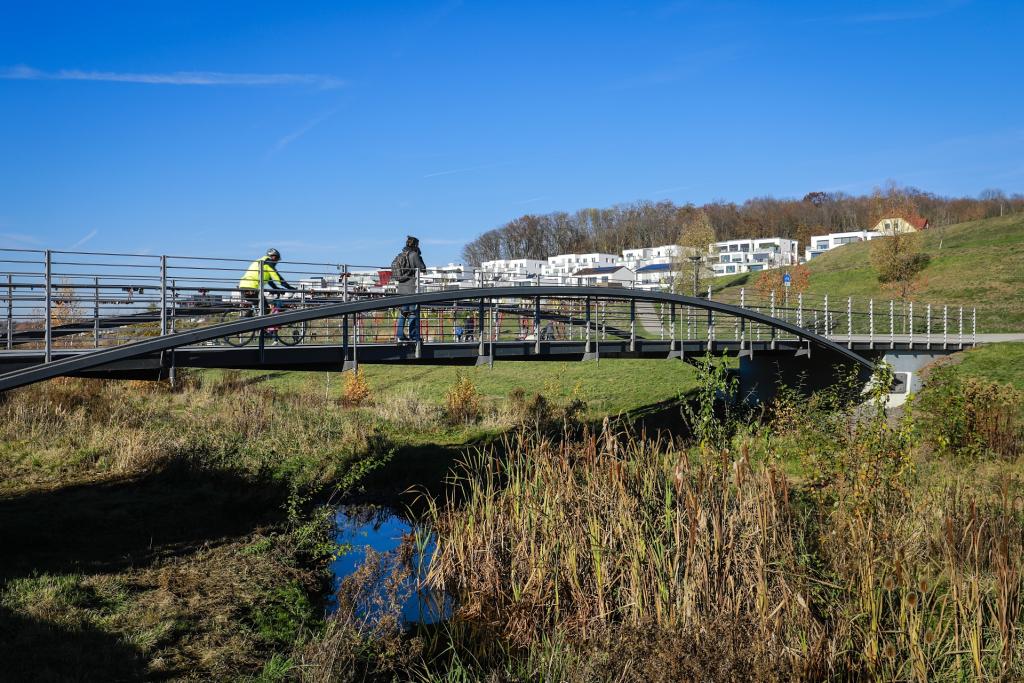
[[341, 368, 371, 407], [444, 373, 481, 425]]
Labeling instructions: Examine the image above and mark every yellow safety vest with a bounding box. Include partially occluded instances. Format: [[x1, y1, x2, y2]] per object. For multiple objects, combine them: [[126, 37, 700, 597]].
[[238, 258, 283, 289]]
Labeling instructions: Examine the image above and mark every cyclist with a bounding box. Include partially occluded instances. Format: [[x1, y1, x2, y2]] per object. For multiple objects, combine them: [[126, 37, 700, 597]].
[[238, 248, 295, 311]]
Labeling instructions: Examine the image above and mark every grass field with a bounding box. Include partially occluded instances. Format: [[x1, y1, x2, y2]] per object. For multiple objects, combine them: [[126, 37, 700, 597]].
[[925, 341, 1024, 390], [215, 358, 699, 419], [710, 214, 1024, 331]]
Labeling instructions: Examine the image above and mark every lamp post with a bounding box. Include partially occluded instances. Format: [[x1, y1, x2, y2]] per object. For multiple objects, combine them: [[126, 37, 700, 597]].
[[687, 255, 701, 297]]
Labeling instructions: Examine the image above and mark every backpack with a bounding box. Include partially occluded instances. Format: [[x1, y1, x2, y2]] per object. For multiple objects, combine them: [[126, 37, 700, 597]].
[[391, 250, 412, 282]]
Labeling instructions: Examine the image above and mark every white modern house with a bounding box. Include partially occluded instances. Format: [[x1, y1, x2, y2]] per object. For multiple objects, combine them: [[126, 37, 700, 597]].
[[478, 258, 547, 281], [544, 253, 618, 280], [568, 265, 636, 287], [634, 262, 686, 289], [619, 245, 684, 270], [711, 238, 798, 276], [803, 231, 879, 261], [420, 263, 476, 289]]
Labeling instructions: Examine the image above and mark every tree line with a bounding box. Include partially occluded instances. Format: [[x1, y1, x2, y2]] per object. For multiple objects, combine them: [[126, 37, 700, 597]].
[[461, 184, 1023, 265]]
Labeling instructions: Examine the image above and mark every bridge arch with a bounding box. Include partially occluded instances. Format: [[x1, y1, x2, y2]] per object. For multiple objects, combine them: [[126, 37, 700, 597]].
[[0, 286, 874, 392]]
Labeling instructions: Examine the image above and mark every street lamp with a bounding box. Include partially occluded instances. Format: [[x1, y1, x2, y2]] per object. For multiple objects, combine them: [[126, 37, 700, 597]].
[[687, 255, 702, 297]]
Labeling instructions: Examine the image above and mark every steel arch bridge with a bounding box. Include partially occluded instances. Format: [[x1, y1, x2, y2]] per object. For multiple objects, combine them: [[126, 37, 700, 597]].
[[0, 286, 877, 393]]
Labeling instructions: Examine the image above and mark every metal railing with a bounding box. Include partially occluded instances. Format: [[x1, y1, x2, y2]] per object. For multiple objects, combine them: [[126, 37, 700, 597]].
[[0, 248, 980, 363]]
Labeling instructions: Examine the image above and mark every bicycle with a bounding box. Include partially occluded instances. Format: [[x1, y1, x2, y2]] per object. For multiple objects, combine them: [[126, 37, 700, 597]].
[[219, 295, 307, 347]]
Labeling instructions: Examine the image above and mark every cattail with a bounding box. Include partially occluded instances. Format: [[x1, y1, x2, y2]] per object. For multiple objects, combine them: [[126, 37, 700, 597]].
[[918, 578, 929, 593], [883, 575, 896, 591], [906, 591, 919, 608]]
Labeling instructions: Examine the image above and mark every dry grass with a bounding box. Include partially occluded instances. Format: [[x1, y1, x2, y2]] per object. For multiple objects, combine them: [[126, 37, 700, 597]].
[[411, 394, 1024, 680]]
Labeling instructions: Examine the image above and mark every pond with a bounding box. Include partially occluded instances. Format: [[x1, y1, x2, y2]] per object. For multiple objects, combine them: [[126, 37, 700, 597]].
[[327, 504, 452, 625]]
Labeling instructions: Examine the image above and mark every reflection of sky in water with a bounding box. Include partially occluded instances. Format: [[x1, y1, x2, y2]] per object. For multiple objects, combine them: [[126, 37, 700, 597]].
[[328, 505, 451, 625]]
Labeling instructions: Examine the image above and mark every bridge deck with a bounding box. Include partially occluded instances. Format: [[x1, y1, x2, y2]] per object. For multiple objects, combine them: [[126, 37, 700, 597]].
[[0, 335, 977, 381]]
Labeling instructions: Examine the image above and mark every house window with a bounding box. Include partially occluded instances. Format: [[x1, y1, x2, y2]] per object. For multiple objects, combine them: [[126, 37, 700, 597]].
[[816, 241, 829, 250], [726, 265, 736, 273]]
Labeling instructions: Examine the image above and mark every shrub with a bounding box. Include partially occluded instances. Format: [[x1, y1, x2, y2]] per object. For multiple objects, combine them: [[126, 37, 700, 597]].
[[913, 367, 1024, 460], [341, 368, 371, 407], [444, 373, 481, 425]]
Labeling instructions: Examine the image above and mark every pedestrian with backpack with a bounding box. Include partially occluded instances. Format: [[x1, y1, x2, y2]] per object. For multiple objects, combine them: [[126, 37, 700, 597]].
[[392, 235, 427, 342]]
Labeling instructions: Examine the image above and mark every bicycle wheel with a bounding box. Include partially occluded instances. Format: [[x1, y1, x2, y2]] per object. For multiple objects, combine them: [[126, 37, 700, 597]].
[[219, 309, 257, 347], [275, 319, 307, 346]]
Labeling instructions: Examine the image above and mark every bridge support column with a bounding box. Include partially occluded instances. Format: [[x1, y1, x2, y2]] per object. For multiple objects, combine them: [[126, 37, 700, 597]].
[[737, 349, 871, 406]]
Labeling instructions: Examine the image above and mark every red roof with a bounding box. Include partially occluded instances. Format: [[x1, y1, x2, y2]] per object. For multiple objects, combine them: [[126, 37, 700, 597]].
[[907, 214, 929, 230]]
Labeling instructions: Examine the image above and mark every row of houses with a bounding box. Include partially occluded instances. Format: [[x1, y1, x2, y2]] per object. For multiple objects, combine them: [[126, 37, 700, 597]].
[[293, 216, 928, 293]]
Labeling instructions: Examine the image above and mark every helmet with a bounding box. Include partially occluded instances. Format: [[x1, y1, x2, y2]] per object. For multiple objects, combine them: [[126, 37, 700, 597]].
[[266, 248, 281, 261]]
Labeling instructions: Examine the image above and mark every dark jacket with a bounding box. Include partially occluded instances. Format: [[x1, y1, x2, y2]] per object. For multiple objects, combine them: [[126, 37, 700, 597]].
[[396, 247, 426, 295]]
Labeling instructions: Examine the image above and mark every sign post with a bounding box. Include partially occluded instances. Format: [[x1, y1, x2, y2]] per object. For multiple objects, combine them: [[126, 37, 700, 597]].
[[783, 271, 791, 308]]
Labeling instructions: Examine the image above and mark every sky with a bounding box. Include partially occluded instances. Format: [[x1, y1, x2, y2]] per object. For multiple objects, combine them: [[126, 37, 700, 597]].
[[1, 0, 1022, 266]]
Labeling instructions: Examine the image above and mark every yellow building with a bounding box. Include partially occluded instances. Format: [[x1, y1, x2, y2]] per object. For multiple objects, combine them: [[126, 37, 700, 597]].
[[871, 215, 929, 235]]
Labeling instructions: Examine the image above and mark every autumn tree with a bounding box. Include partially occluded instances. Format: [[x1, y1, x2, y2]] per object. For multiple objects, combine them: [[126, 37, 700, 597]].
[[672, 208, 716, 294], [869, 231, 931, 300], [754, 264, 810, 300]]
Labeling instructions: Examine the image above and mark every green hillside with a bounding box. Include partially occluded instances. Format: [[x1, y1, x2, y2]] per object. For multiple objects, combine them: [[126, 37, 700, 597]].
[[713, 214, 1024, 331]]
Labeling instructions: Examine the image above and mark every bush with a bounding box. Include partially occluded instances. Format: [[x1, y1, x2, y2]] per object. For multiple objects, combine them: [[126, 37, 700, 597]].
[[444, 373, 481, 425], [341, 368, 371, 407], [913, 367, 1024, 460]]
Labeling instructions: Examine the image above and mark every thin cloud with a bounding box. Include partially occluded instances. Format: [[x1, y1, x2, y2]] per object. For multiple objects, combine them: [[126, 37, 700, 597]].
[[515, 197, 545, 205], [421, 238, 467, 246], [69, 229, 97, 249], [1, 65, 345, 89], [0, 232, 42, 246], [806, 0, 971, 24], [423, 162, 508, 178], [611, 44, 741, 89], [648, 184, 695, 196], [272, 110, 338, 154]]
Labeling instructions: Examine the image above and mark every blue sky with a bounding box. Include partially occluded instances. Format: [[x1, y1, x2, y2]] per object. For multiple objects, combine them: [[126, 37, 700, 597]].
[[1, 1, 1021, 265]]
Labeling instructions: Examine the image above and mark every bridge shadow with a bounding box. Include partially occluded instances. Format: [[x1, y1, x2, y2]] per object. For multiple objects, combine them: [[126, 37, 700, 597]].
[[0, 461, 290, 582], [0, 605, 148, 682]]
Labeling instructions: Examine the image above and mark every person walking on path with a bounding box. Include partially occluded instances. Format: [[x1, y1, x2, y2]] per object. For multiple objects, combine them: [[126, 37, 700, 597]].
[[392, 236, 426, 341]]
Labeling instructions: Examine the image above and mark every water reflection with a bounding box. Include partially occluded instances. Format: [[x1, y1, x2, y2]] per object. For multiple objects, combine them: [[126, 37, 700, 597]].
[[328, 505, 451, 625]]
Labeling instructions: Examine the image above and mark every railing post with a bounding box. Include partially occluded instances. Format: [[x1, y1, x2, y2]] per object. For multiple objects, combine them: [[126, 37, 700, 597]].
[[908, 301, 913, 346], [770, 289, 777, 348], [342, 264, 349, 302], [258, 257, 266, 355], [170, 279, 177, 335], [958, 305, 963, 347], [44, 249, 52, 363], [797, 292, 803, 329], [342, 314, 350, 369], [477, 298, 485, 357], [972, 307, 977, 345], [739, 288, 746, 347], [943, 305, 948, 349], [585, 296, 592, 354], [889, 299, 894, 348], [6, 273, 13, 351], [670, 302, 676, 353], [93, 276, 100, 348], [706, 285, 712, 340], [926, 303, 932, 346], [629, 298, 636, 352], [160, 255, 168, 336], [869, 298, 874, 348], [847, 296, 852, 347], [534, 295, 541, 355], [823, 294, 828, 336]]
